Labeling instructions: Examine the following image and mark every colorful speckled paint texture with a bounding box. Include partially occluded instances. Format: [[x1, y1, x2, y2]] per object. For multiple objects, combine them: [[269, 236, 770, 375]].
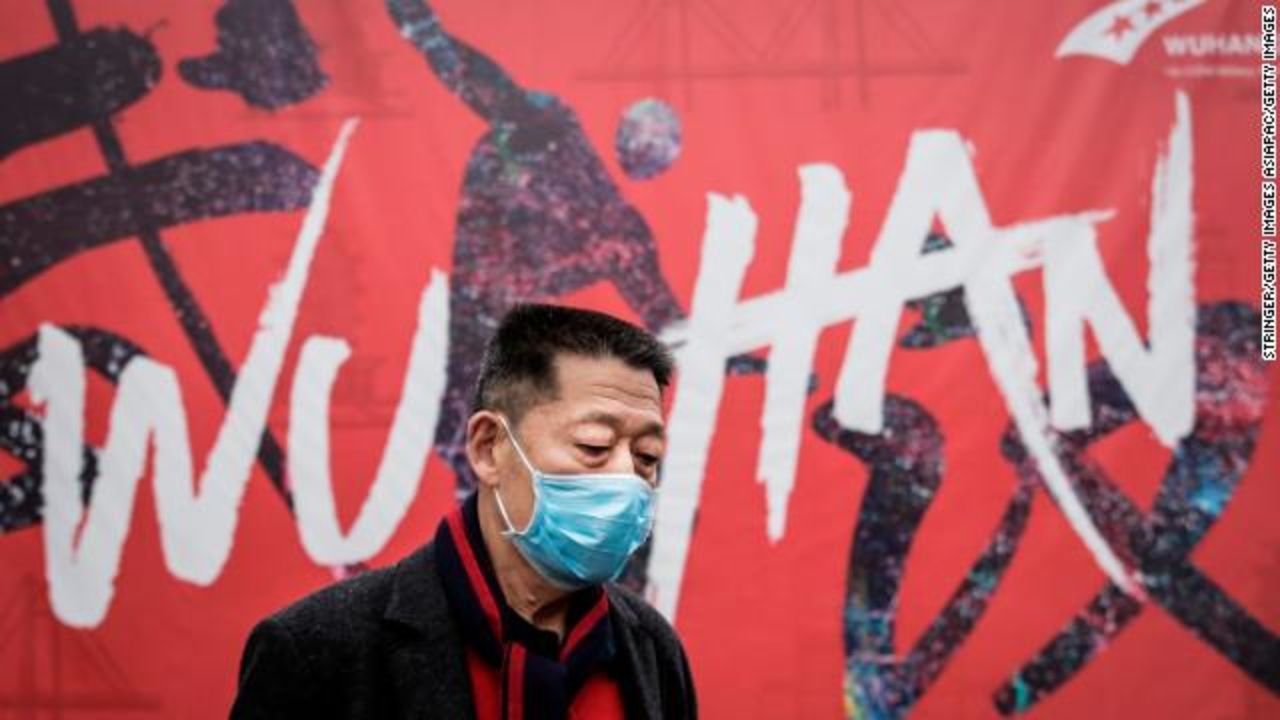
[[824, 298, 1275, 719], [0, 0, 1274, 716], [615, 98, 682, 180], [386, 0, 751, 500], [0, 0, 323, 530]]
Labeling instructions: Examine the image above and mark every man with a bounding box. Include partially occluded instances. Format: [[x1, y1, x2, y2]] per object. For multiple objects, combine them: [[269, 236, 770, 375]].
[[231, 303, 697, 719]]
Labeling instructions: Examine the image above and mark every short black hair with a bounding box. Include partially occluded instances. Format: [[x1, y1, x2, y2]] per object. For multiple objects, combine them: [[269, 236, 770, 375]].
[[470, 303, 675, 423]]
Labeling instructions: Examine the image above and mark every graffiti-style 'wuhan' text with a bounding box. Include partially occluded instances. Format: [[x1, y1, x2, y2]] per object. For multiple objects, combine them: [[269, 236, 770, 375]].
[[31, 92, 1194, 628]]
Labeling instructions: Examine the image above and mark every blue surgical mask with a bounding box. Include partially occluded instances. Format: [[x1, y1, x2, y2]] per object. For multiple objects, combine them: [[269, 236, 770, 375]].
[[493, 414, 656, 589]]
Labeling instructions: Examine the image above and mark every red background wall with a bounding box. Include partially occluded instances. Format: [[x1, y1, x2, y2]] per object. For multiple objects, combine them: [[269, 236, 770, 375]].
[[1, 1, 1276, 717]]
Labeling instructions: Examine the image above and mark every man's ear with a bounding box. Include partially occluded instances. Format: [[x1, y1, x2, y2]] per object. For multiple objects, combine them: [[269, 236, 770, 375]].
[[466, 411, 504, 489]]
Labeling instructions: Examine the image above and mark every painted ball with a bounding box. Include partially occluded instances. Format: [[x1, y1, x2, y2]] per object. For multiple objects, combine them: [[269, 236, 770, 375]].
[[615, 98, 682, 180]]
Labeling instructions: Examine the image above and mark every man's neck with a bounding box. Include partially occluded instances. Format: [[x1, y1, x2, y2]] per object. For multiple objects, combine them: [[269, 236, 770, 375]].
[[477, 489, 572, 640]]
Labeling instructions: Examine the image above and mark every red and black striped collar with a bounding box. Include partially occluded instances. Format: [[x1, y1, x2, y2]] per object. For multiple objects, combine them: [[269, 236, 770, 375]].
[[434, 492, 616, 718]]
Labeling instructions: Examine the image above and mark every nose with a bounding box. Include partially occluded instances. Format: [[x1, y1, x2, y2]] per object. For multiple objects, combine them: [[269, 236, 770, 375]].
[[604, 448, 637, 475], [607, 447, 657, 484]]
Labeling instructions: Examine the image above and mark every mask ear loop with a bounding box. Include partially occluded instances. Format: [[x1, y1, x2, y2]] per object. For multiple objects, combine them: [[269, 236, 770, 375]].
[[497, 414, 539, 476], [493, 414, 539, 536]]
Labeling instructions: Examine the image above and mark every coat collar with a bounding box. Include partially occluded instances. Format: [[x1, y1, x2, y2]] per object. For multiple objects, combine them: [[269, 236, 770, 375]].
[[381, 540, 663, 720], [382, 542, 477, 719], [604, 584, 661, 720]]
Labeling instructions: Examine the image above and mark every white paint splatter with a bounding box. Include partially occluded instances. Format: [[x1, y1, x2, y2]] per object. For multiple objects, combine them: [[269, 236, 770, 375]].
[[289, 269, 449, 565], [758, 164, 850, 542], [30, 119, 360, 627], [649, 94, 1194, 618], [649, 194, 757, 617]]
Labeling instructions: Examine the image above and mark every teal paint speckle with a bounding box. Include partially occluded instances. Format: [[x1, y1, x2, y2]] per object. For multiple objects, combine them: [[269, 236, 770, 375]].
[[1011, 673, 1031, 714]]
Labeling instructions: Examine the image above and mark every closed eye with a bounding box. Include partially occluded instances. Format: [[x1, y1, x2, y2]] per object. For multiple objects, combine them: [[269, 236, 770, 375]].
[[577, 443, 609, 456]]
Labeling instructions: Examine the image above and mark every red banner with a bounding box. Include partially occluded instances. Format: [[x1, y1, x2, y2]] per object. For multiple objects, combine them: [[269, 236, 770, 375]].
[[1, 0, 1277, 717]]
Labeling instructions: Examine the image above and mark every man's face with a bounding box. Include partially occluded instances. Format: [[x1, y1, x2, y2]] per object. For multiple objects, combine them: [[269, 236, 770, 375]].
[[490, 352, 666, 533]]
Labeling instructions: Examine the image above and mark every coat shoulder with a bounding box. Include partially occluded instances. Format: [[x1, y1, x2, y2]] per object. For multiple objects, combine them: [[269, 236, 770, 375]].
[[262, 541, 442, 662], [269, 561, 398, 637], [605, 582, 699, 718]]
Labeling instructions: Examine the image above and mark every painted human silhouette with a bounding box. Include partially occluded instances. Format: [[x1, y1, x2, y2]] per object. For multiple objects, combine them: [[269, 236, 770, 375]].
[[821, 298, 1276, 718], [386, 0, 762, 492]]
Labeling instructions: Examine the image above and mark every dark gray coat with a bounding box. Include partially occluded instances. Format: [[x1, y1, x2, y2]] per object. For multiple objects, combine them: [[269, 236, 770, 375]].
[[229, 542, 697, 718]]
